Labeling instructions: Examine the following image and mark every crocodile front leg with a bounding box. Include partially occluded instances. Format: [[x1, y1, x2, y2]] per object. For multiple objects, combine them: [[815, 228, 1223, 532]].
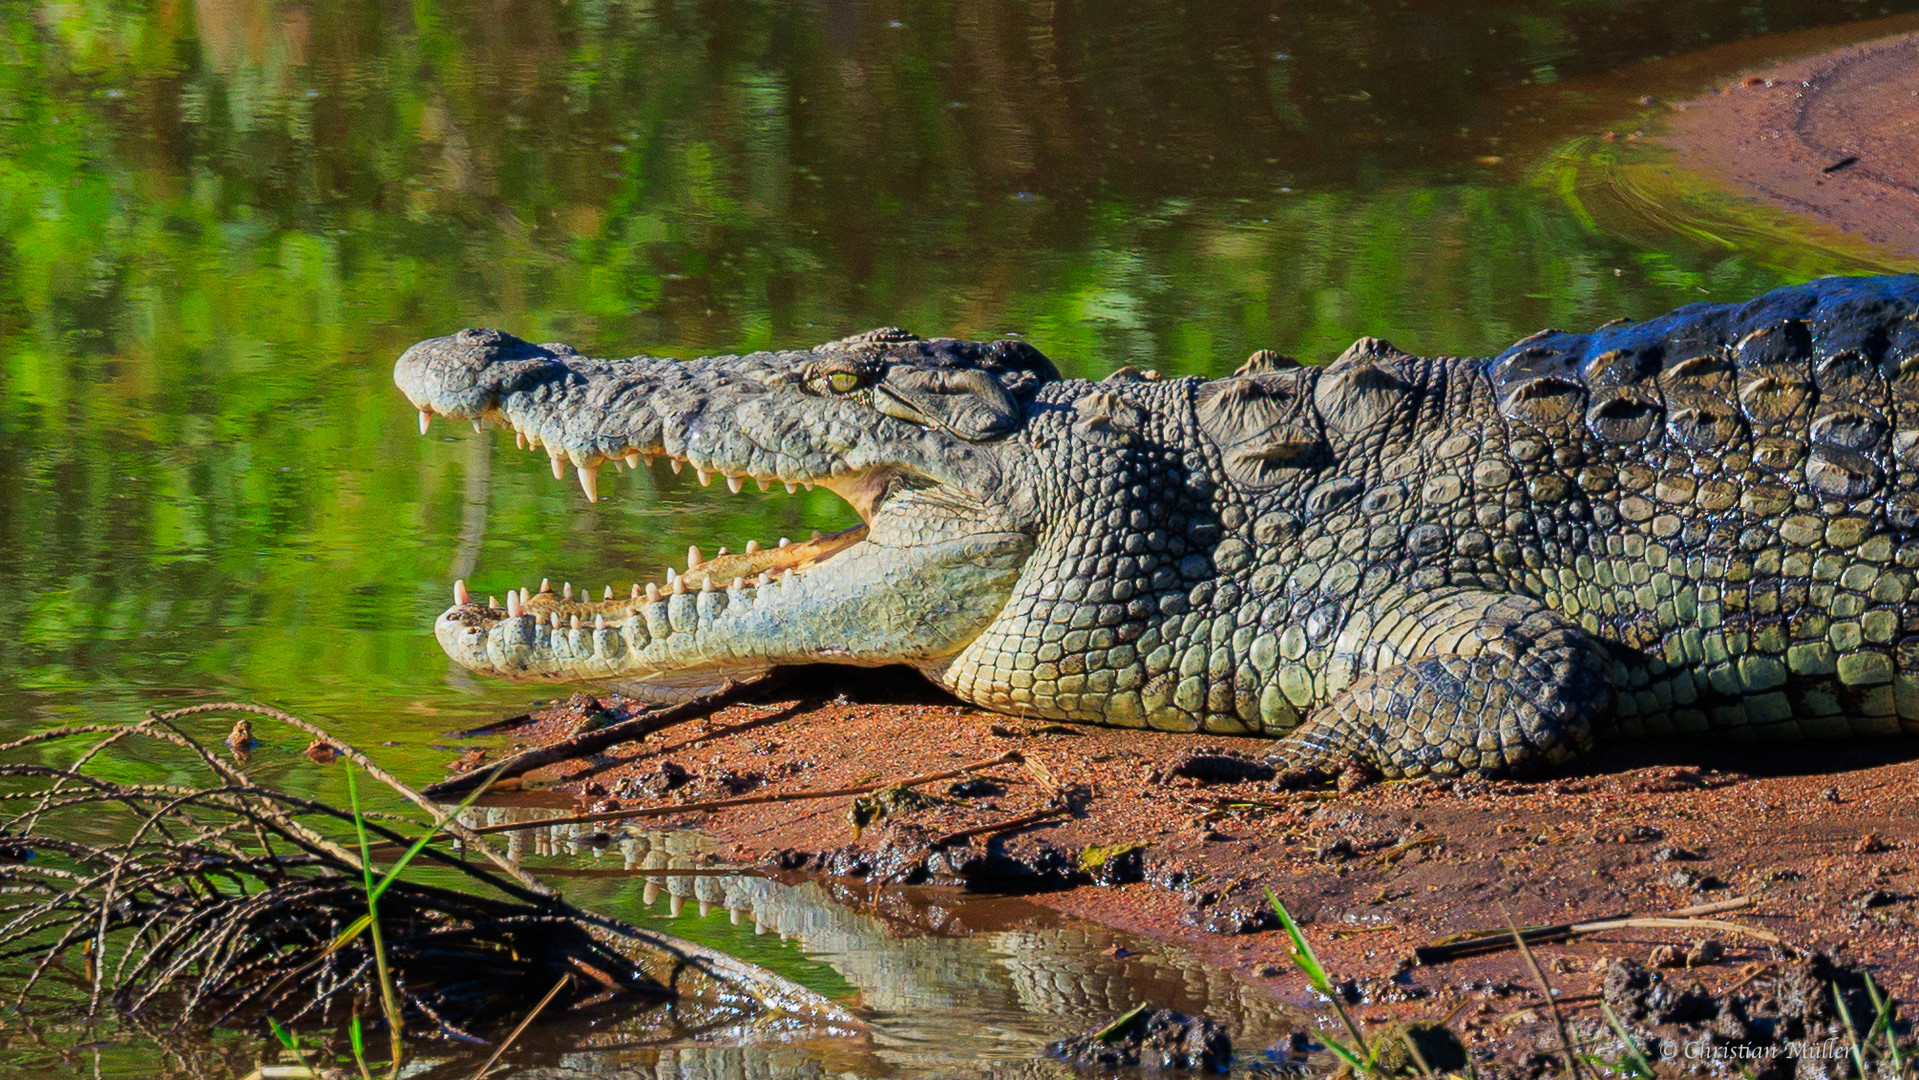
[[1270, 589, 1618, 781]]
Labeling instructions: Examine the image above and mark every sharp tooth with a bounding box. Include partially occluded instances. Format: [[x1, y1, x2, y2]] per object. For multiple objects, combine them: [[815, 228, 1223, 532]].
[[540, 579, 552, 594], [625, 451, 641, 469], [488, 595, 498, 608], [594, 613, 606, 630], [785, 482, 798, 494], [717, 546, 729, 557], [527, 433, 541, 450], [701, 576, 715, 593], [670, 459, 682, 474], [666, 568, 678, 584], [454, 580, 469, 605], [672, 576, 687, 595], [687, 545, 703, 569], [609, 457, 623, 471], [646, 583, 662, 602], [604, 585, 615, 601], [521, 587, 531, 606], [643, 454, 656, 466], [631, 583, 642, 599], [507, 592, 523, 618], [756, 571, 771, 588], [578, 463, 600, 502], [418, 410, 432, 435], [551, 456, 566, 480], [563, 582, 574, 600], [731, 576, 744, 591], [726, 474, 744, 494], [570, 614, 580, 630], [472, 419, 483, 433], [550, 612, 562, 628], [778, 537, 790, 548], [745, 540, 761, 554], [804, 482, 815, 491], [756, 477, 771, 492], [516, 431, 526, 450]]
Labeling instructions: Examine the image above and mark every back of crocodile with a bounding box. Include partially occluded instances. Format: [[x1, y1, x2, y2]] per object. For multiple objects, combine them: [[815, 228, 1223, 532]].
[[1482, 274, 1919, 741]]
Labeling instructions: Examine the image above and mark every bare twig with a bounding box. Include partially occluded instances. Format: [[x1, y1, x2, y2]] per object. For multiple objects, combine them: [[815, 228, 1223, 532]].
[[1416, 897, 1762, 964], [421, 676, 776, 799], [376, 750, 1025, 849]]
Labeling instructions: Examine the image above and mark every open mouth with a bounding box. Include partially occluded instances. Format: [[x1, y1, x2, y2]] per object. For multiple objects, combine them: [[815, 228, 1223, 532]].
[[419, 407, 882, 637]]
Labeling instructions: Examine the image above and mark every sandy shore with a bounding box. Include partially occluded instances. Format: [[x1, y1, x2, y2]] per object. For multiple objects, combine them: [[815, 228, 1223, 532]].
[[1661, 31, 1919, 260]]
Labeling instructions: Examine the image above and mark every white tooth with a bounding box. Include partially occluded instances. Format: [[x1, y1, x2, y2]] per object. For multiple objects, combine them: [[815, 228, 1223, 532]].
[[625, 451, 641, 469], [778, 537, 790, 548], [515, 431, 526, 450], [745, 540, 761, 554], [631, 583, 642, 599], [670, 459, 682, 474], [688, 546, 703, 569], [521, 587, 531, 606], [527, 432, 540, 450], [578, 463, 600, 502], [472, 419, 483, 433], [550, 612, 562, 628], [756, 477, 771, 492], [666, 568, 678, 584], [697, 469, 713, 486], [643, 454, 656, 467], [646, 583, 662, 602], [551, 456, 565, 480], [488, 595, 498, 608], [540, 579, 552, 594], [785, 482, 798, 494], [731, 577, 744, 592], [507, 592, 523, 618], [609, 457, 623, 471], [454, 580, 469, 605], [570, 614, 580, 630], [717, 546, 729, 557], [701, 576, 715, 593], [804, 482, 815, 491], [595, 613, 606, 630], [756, 571, 771, 588], [418, 410, 432, 435], [563, 582, 574, 600], [605, 585, 615, 601], [726, 474, 744, 494], [672, 576, 687, 595]]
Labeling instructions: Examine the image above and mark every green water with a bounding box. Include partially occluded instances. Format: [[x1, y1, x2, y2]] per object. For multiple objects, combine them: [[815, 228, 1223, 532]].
[[0, 0, 1911, 1073]]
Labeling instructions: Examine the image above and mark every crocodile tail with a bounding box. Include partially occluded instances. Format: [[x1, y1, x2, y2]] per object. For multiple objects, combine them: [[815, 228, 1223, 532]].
[[1485, 275, 1919, 524]]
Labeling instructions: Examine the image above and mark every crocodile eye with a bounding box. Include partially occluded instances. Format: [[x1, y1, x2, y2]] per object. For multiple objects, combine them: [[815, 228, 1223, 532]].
[[827, 371, 863, 394]]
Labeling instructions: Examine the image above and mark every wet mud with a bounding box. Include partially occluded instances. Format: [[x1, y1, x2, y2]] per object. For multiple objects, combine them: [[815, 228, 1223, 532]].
[[448, 668, 1919, 1073]]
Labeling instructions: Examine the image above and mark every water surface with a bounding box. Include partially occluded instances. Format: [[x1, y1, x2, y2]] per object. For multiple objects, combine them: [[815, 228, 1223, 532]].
[[0, 1, 1911, 1074]]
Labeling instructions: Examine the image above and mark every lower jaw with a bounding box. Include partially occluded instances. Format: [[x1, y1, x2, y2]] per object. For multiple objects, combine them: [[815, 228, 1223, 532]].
[[436, 531, 1036, 692]]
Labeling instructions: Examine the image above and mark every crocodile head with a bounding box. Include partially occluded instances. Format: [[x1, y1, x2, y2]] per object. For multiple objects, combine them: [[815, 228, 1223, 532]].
[[395, 327, 1060, 700]]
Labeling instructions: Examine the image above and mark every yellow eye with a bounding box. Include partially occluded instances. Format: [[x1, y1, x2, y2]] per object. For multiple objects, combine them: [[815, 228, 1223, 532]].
[[828, 371, 863, 394]]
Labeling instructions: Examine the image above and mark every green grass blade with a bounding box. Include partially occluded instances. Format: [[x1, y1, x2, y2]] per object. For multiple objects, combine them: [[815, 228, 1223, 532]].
[[1864, 973, 1904, 1072], [1834, 984, 1870, 1079], [1264, 887, 1331, 993], [1599, 1001, 1656, 1079]]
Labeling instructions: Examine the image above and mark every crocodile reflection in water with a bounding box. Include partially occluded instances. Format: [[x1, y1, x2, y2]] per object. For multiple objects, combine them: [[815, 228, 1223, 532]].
[[478, 816, 1310, 1078]]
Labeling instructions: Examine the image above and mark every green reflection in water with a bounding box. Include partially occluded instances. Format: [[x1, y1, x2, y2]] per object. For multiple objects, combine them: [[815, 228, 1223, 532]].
[[2, 0, 1916, 1074]]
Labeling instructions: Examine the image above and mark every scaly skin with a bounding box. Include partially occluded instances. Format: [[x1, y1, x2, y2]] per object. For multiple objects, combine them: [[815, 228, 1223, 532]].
[[396, 275, 1919, 779]]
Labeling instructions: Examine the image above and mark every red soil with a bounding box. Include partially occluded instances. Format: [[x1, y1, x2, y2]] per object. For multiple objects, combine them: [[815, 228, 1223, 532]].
[[454, 668, 1919, 1060]]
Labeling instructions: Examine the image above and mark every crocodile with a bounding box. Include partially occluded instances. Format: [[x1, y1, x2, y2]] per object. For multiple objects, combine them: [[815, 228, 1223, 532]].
[[395, 274, 1919, 779]]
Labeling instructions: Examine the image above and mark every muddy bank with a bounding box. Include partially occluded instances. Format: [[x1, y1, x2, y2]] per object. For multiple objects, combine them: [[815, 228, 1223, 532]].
[[1661, 30, 1919, 261], [449, 670, 1919, 1071]]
